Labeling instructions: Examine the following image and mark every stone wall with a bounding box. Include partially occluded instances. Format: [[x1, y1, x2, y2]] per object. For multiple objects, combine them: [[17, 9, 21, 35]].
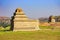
[[14, 21, 39, 31]]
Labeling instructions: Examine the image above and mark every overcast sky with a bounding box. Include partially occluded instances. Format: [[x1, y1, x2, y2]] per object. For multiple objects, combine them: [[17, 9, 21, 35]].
[[0, 0, 60, 19]]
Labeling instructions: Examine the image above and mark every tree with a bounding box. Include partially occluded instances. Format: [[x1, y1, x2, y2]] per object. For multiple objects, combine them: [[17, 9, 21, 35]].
[[0, 21, 10, 28]]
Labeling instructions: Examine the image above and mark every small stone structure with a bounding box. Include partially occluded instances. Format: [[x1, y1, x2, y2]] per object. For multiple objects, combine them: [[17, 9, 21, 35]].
[[49, 16, 55, 23], [51, 16, 55, 22], [11, 8, 39, 31]]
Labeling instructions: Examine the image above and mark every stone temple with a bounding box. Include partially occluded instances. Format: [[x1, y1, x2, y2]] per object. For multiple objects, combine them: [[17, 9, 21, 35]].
[[11, 8, 39, 31]]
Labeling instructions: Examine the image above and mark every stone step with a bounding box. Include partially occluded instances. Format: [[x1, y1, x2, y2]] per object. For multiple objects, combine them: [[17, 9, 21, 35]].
[[14, 20, 37, 22]]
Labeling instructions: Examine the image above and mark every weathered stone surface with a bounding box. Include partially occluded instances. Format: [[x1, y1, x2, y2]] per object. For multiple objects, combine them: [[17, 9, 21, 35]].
[[11, 8, 39, 31]]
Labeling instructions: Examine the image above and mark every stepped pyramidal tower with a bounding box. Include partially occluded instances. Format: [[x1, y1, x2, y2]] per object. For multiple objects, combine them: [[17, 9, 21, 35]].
[[11, 8, 39, 31]]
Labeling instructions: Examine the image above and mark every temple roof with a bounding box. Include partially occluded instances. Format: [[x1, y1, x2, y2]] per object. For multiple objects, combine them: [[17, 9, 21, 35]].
[[15, 8, 23, 12]]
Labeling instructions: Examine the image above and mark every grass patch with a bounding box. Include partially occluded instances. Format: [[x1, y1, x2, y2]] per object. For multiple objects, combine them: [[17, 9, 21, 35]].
[[39, 26, 54, 29], [0, 26, 60, 40], [0, 30, 60, 40]]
